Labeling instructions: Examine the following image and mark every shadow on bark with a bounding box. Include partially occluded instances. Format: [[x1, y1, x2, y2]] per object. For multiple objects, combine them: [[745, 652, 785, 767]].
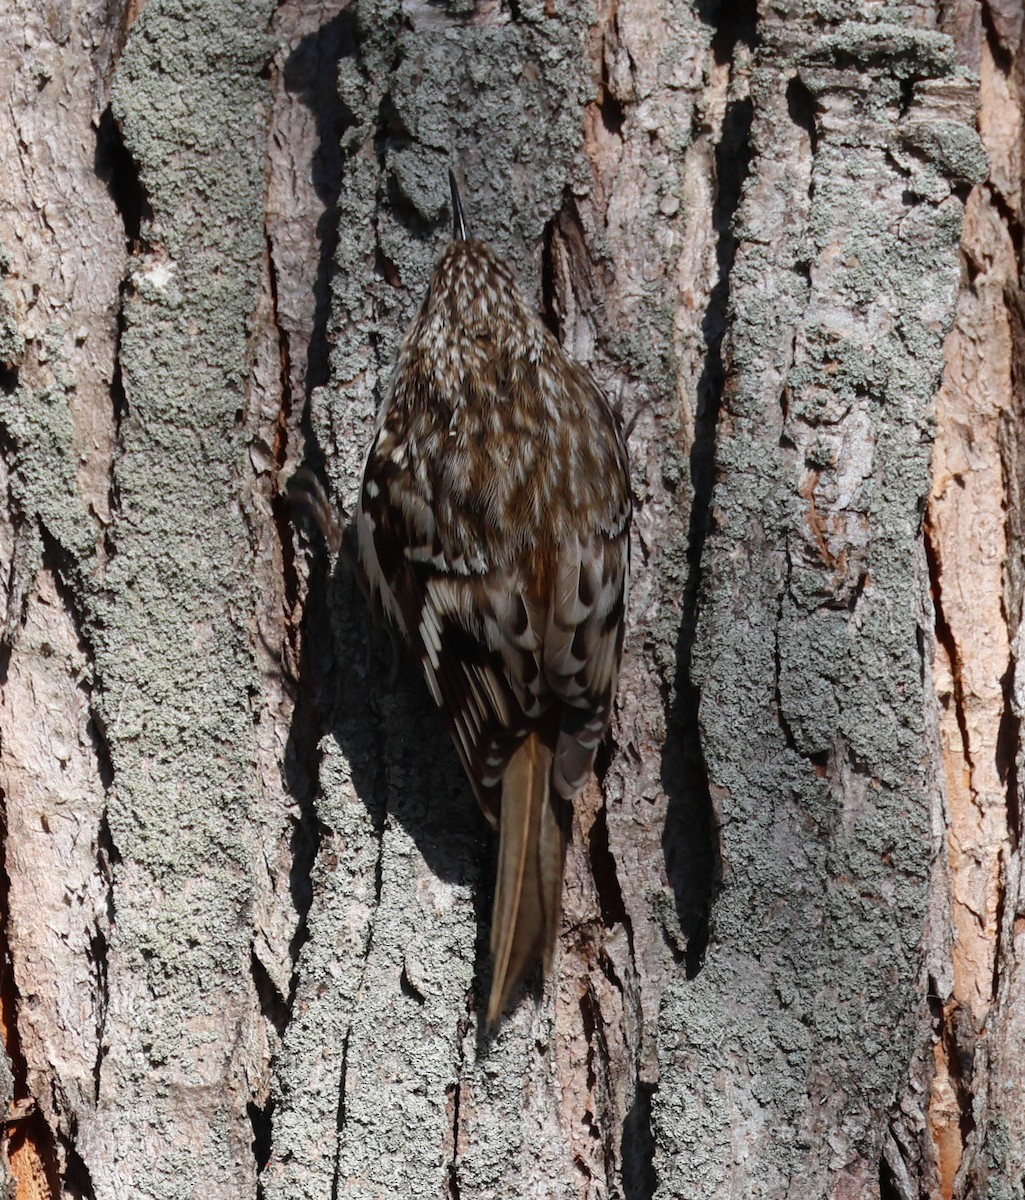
[[277, 12, 358, 1007], [660, 15, 754, 976], [621, 1082, 657, 1200], [280, 11, 495, 1036], [282, 10, 358, 407]]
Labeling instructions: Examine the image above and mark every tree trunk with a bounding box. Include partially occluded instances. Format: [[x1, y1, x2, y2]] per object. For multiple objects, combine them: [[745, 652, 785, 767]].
[[0, 1, 1020, 1197]]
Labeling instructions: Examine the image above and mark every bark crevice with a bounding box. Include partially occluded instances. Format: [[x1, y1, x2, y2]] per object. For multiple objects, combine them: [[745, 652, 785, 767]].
[[248, 1096, 274, 1178], [94, 103, 140, 551], [281, 12, 357, 406], [662, 13, 753, 978], [94, 105, 152, 251], [445, 1015, 468, 1200], [0, 787, 62, 1200], [275, 15, 363, 1021]]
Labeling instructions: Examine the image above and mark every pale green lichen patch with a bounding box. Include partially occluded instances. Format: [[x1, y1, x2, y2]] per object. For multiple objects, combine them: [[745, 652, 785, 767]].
[[899, 118, 989, 185], [809, 22, 957, 78], [0, 243, 24, 372]]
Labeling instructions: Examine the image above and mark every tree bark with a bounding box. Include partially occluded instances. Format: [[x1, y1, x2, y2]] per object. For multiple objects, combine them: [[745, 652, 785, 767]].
[[0, 1, 1020, 1198]]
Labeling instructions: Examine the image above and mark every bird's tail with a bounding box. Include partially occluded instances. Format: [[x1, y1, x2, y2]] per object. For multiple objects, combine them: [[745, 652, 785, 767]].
[[488, 733, 563, 1027]]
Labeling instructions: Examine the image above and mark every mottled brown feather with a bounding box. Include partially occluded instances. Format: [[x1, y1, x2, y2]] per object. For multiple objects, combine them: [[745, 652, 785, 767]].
[[357, 228, 630, 1023]]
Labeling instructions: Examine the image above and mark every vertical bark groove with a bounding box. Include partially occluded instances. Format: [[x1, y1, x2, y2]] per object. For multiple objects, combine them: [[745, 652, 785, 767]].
[[663, 1, 754, 980], [922, 1, 1025, 1193]]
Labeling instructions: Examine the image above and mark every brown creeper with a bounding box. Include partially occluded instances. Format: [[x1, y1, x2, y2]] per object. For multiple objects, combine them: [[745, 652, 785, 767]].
[[357, 172, 631, 1025]]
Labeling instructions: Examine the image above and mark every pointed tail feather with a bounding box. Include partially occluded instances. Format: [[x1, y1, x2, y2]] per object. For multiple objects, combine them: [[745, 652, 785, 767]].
[[487, 733, 562, 1027]]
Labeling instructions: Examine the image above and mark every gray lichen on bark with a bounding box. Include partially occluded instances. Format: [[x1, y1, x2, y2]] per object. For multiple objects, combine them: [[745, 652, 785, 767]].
[[656, 13, 984, 1198], [73, 2, 278, 1195], [0, 245, 23, 372]]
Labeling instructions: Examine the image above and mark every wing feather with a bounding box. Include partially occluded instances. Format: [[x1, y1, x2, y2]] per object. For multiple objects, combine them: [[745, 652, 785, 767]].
[[546, 525, 630, 802]]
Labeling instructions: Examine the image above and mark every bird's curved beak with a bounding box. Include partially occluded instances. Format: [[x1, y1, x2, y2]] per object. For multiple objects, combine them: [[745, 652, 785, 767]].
[[449, 169, 469, 242]]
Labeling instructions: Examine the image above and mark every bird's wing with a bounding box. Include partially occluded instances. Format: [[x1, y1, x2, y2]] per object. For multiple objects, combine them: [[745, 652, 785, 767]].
[[545, 525, 630, 801], [543, 369, 632, 801], [358, 417, 549, 823]]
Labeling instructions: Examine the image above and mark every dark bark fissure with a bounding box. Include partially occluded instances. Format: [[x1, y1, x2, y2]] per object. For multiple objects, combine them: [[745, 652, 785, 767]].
[[598, 10, 626, 141], [923, 525, 975, 783], [0, 254, 18, 391], [94, 105, 152, 251], [588, 803, 628, 933], [281, 575, 329, 1008], [621, 1080, 656, 1200], [248, 1097, 274, 1176], [104, 313, 127, 557], [996, 658, 1021, 846], [283, 11, 358, 408], [0, 335, 16, 397], [577, 985, 602, 1174], [266, 227, 299, 615], [86, 790, 116, 1166], [331, 1028, 356, 1194], [251, 949, 289, 1041], [468, 840, 493, 1046], [786, 75, 818, 159], [60, 1138, 98, 1200], [91, 812, 117, 1108], [446, 1075, 462, 1200], [540, 207, 562, 340], [0, 428, 23, 671], [92, 99, 132, 609], [0, 783, 62, 1200], [445, 1013, 470, 1200], [399, 963, 427, 1005], [662, 2, 754, 979]]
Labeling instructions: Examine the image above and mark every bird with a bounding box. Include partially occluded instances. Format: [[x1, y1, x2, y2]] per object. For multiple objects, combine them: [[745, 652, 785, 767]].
[[356, 170, 631, 1025]]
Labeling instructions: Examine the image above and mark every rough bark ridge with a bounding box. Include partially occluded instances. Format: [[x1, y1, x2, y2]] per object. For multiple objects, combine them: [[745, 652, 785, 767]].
[[922, 2, 1025, 1198], [0, 0, 1015, 1198], [0, 2, 280, 1196], [667, 8, 985, 1198]]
